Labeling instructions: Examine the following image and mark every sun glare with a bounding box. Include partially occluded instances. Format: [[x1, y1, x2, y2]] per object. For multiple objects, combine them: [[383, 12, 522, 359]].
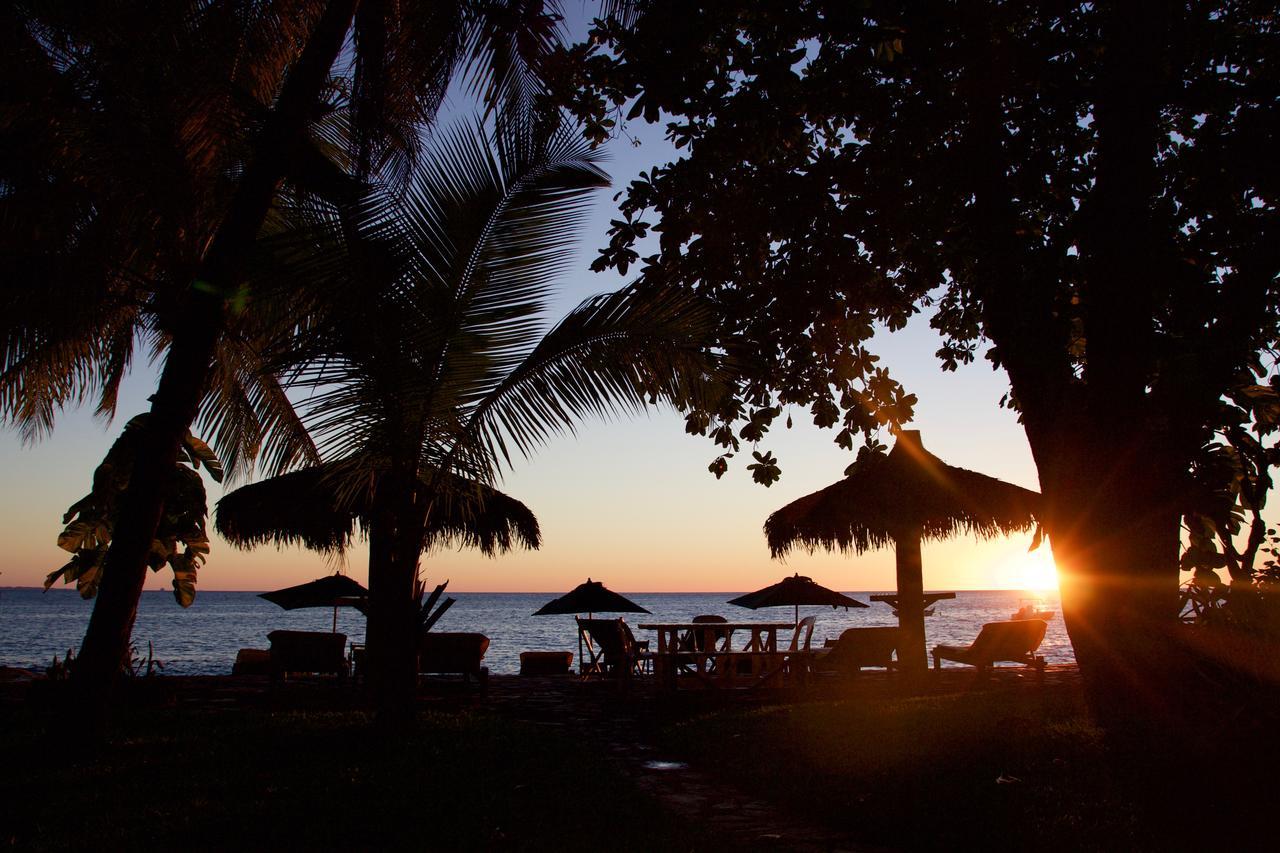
[[1017, 549, 1060, 592]]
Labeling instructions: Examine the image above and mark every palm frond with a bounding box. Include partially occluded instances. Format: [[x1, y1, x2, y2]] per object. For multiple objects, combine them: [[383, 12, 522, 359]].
[[461, 284, 721, 472], [349, 0, 466, 182], [412, 120, 609, 411], [461, 0, 566, 135]]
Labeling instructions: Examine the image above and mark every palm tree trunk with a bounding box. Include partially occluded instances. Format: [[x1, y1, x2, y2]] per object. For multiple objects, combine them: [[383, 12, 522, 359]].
[[365, 469, 427, 721], [72, 0, 361, 690]]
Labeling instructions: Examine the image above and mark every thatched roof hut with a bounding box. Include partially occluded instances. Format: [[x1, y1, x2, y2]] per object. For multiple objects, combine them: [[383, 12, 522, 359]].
[[215, 462, 541, 557], [764, 431, 1041, 669]]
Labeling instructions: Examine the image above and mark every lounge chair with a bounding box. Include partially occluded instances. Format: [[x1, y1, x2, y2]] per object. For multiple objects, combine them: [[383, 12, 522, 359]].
[[814, 626, 900, 675], [266, 630, 348, 682], [419, 632, 490, 686], [577, 617, 650, 678], [931, 620, 1048, 672]]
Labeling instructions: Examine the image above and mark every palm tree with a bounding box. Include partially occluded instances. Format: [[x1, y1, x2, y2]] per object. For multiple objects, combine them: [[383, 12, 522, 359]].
[[2, 2, 327, 673], [1, 1, 570, 686], [221, 117, 718, 714]]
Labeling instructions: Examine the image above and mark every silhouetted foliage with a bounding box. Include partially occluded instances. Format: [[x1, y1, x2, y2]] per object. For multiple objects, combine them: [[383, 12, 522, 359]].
[[555, 0, 1280, 720], [2, 0, 572, 687], [220, 117, 718, 715], [47, 414, 223, 608]]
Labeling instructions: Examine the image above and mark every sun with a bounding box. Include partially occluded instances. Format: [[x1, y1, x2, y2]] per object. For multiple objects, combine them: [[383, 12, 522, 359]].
[[1016, 548, 1060, 592]]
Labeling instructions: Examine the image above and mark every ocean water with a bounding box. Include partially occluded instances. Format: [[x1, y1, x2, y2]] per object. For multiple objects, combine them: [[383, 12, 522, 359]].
[[0, 587, 1074, 675]]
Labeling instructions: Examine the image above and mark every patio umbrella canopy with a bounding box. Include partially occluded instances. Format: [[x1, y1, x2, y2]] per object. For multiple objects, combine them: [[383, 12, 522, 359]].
[[215, 462, 541, 556], [532, 579, 651, 616], [728, 573, 867, 625], [764, 431, 1041, 670], [259, 574, 369, 632]]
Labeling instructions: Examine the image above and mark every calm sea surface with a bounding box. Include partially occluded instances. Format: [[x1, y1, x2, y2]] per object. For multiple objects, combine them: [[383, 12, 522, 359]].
[[0, 588, 1074, 675]]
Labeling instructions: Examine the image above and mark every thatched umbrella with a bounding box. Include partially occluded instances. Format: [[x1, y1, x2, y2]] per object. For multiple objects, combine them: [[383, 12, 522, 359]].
[[765, 431, 1040, 671], [215, 463, 541, 556]]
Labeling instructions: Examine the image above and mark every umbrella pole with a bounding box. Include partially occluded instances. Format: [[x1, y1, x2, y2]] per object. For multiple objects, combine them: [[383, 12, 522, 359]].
[[333, 605, 338, 633], [895, 525, 927, 672]]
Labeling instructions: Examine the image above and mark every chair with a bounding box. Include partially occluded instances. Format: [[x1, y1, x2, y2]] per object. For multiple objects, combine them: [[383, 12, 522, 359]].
[[788, 615, 817, 652], [931, 620, 1048, 672], [673, 615, 729, 677], [418, 632, 490, 686], [815, 627, 900, 675], [620, 620, 652, 674], [576, 617, 649, 678], [689, 614, 730, 652], [266, 630, 348, 682], [776, 615, 818, 683]]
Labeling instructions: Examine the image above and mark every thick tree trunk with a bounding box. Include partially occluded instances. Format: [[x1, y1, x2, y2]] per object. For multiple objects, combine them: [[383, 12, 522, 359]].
[[365, 469, 427, 722], [893, 527, 927, 672], [1038, 432, 1186, 732], [72, 0, 360, 690]]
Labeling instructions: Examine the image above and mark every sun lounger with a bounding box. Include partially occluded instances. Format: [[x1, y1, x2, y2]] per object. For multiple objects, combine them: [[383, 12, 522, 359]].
[[267, 630, 348, 681], [815, 626, 900, 675], [520, 650, 573, 676], [232, 648, 271, 676], [419, 632, 490, 686], [931, 620, 1047, 672], [577, 617, 650, 678]]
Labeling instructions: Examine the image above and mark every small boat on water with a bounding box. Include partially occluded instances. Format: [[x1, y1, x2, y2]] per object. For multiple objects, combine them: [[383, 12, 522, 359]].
[[892, 606, 936, 617], [1011, 598, 1054, 621]]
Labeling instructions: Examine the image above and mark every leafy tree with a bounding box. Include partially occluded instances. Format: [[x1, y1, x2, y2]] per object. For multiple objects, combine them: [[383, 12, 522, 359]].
[[223, 118, 718, 715], [556, 1, 1280, 721], [1, 0, 566, 687], [47, 414, 223, 609]]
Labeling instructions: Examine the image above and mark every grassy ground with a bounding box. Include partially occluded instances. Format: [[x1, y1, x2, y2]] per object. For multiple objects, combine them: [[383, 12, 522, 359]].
[[656, 683, 1160, 852], [6, 676, 1275, 851], [1, 704, 700, 852]]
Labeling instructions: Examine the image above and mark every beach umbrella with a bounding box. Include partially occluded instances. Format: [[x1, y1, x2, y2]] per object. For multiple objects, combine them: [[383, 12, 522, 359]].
[[728, 573, 868, 627], [533, 579, 650, 671], [259, 573, 368, 633], [532, 578, 651, 617], [215, 461, 541, 556], [764, 430, 1041, 671]]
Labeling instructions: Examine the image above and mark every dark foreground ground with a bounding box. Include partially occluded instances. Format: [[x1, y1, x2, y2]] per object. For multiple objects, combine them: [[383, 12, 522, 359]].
[[2, 665, 1274, 851]]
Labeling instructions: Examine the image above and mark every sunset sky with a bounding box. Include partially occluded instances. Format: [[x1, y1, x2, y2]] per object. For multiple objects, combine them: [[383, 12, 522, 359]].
[[0, 11, 1061, 596]]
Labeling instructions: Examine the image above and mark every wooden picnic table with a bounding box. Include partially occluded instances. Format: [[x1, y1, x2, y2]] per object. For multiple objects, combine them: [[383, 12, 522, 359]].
[[638, 622, 803, 690]]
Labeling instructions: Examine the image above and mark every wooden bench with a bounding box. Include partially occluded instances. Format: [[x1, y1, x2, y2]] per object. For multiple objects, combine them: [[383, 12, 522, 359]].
[[932, 619, 1047, 672]]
